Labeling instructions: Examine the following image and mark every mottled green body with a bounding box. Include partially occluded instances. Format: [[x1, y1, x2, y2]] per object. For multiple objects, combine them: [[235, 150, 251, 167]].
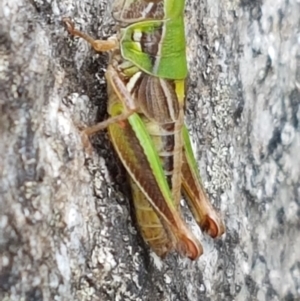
[[64, 0, 225, 259], [105, 0, 224, 258]]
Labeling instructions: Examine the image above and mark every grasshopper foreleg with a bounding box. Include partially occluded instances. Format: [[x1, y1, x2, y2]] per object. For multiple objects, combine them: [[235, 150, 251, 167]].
[[63, 18, 118, 52]]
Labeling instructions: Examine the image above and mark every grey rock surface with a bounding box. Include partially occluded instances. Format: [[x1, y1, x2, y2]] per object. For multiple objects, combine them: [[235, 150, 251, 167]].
[[0, 0, 299, 300]]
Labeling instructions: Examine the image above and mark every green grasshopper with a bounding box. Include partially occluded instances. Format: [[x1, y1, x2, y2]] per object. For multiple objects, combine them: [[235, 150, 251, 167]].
[[63, 0, 225, 260]]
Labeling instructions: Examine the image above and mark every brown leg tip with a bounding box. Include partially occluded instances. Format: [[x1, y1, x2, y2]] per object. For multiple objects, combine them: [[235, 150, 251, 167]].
[[80, 131, 93, 156], [62, 17, 75, 34]]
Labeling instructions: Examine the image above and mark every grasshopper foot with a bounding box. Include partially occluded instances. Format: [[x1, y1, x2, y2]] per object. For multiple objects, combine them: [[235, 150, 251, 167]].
[[80, 131, 93, 157]]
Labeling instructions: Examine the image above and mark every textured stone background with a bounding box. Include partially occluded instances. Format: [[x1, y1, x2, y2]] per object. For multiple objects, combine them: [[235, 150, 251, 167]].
[[0, 0, 299, 300]]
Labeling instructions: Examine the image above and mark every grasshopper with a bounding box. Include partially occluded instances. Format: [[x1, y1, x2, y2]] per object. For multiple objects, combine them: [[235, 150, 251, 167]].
[[63, 0, 225, 260]]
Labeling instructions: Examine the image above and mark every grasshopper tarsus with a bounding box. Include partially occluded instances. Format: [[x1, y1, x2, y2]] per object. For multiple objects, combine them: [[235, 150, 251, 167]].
[[80, 131, 94, 157], [62, 17, 76, 35]]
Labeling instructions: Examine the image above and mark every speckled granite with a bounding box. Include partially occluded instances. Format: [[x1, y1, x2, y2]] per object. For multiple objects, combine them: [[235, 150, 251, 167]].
[[0, 0, 299, 300]]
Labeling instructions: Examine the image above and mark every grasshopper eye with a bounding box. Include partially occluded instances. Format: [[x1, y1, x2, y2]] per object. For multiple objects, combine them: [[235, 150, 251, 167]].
[[132, 30, 142, 42]]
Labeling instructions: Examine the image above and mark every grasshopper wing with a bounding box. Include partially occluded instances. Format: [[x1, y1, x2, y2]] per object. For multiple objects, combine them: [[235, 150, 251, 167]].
[[107, 81, 202, 258]]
